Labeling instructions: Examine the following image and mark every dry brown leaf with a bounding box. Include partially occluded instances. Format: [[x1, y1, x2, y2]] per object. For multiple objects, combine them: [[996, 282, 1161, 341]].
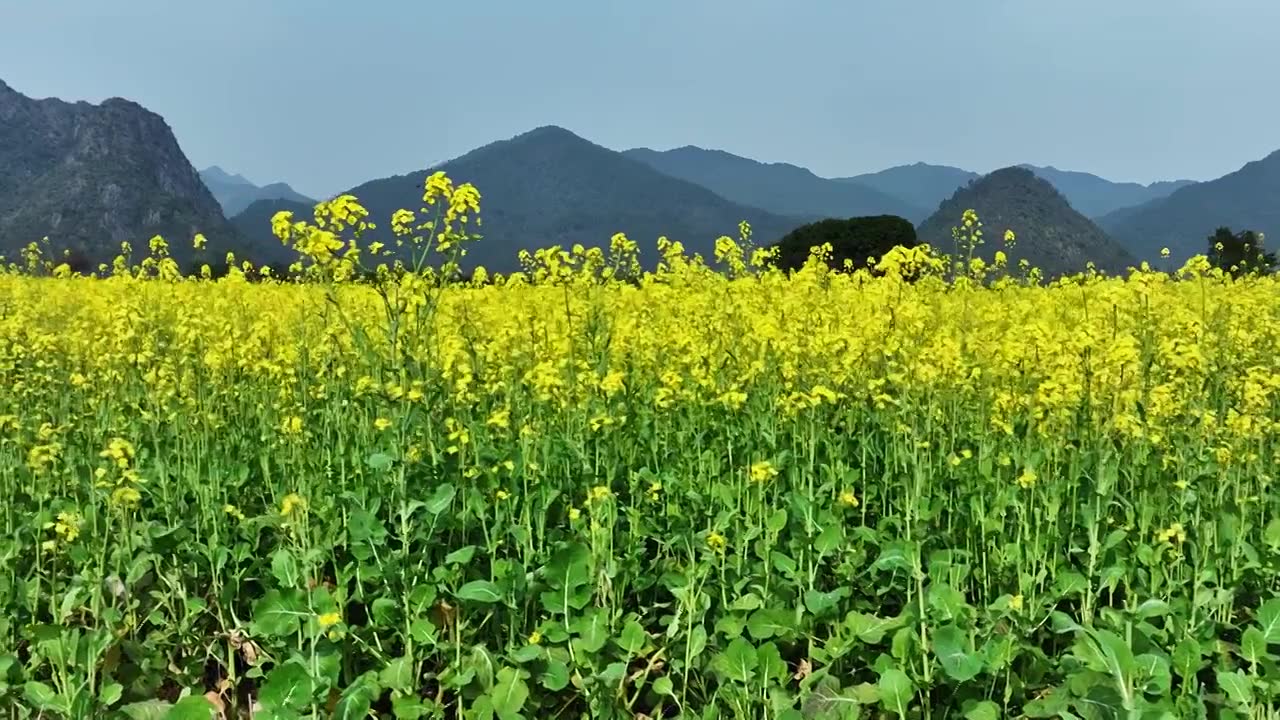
[[203, 690, 227, 719], [793, 658, 812, 681]]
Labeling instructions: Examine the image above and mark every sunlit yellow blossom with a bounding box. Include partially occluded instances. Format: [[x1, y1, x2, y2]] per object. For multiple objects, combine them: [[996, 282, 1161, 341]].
[[280, 493, 307, 517]]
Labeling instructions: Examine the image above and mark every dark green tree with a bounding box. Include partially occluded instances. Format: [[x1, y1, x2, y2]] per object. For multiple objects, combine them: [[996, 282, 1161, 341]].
[[1207, 226, 1276, 277], [767, 215, 917, 273]]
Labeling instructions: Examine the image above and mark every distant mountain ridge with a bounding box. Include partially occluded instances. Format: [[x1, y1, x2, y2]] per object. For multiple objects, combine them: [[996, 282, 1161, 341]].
[[1016, 165, 1196, 218], [0, 78, 270, 268], [837, 163, 980, 218], [200, 166, 314, 217], [916, 166, 1134, 277], [1099, 149, 1280, 263], [623, 146, 929, 222], [236, 126, 807, 273]]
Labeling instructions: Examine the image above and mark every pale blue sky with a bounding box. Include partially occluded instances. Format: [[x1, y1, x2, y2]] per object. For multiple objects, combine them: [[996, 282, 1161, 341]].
[[2, 0, 1277, 199]]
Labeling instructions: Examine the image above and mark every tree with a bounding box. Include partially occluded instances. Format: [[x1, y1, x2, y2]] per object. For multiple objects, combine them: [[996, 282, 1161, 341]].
[[768, 215, 917, 273], [1207, 226, 1276, 277]]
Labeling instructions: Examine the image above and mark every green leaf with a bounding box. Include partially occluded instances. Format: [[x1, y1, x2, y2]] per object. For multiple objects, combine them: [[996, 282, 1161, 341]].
[[571, 610, 609, 654], [747, 608, 793, 640], [270, 548, 299, 587], [491, 667, 530, 720], [456, 580, 502, 604], [845, 612, 904, 644], [652, 676, 675, 697], [765, 508, 788, 533], [804, 588, 849, 617], [22, 681, 63, 711], [251, 589, 305, 637], [445, 545, 477, 566], [381, 654, 415, 692], [713, 637, 758, 684], [258, 662, 315, 711], [1133, 599, 1171, 619], [932, 624, 984, 682], [541, 661, 570, 692], [424, 484, 456, 515], [99, 681, 124, 707], [1241, 627, 1269, 664], [876, 667, 914, 717], [166, 695, 219, 720], [1256, 597, 1280, 643], [617, 619, 647, 655], [121, 700, 173, 720], [814, 524, 843, 555], [1217, 668, 1254, 708], [927, 583, 969, 621], [332, 672, 381, 720], [963, 700, 1000, 720], [366, 452, 394, 471], [1172, 637, 1202, 680]]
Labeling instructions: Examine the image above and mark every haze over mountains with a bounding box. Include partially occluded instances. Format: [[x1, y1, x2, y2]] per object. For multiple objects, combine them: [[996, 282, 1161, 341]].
[[1, 77, 1278, 275], [199, 166, 313, 218]]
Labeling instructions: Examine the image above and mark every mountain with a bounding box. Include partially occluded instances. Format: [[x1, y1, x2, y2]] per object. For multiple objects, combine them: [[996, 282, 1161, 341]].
[[200, 165, 314, 217], [1098, 149, 1280, 263], [1017, 165, 1196, 218], [235, 126, 806, 273], [0, 78, 272, 269], [837, 163, 980, 217], [916, 166, 1134, 277], [622, 146, 929, 222]]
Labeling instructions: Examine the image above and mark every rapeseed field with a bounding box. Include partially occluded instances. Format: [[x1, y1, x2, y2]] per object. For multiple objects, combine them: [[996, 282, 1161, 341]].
[[2, 173, 1279, 718]]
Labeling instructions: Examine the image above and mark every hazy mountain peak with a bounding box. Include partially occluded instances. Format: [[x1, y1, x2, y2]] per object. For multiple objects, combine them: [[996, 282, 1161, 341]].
[[916, 165, 1133, 276], [623, 145, 926, 222], [199, 166, 313, 217]]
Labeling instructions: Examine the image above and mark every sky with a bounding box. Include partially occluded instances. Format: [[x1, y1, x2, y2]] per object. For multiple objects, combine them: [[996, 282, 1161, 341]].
[[1, 0, 1277, 199]]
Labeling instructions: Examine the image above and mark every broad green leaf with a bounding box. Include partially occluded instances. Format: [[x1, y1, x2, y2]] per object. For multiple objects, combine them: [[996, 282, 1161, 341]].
[[1171, 638, 1202, 680], [456, 580, 502, 604], [1133, 599, 1171, 619], [121, 700, 172, 720], [932, 624, 984, 682], [99, 682, 124, 707], [963, 700, 1000, 720], [381, 654, 415, 692], [332, 672, 380, 720], [571, 610, 609, 654], [22, 681, 63, 711], [876, 668, 914, 717], [541, 661, 570, 691], [713, 637, 758, 684], [652, 676, 675, 696], [804, 588, 849, 616], [747, 608, 793, 640], [814, 524, 843, 555], [366, 452, 394, 471], [166, 695, 219, 720], [617, 619, 647, 654], [766, 508, 788, 533], [845, 612, 903, 644], [687, 624, 708, 658], [1256, 598, 1280, 643], [258, 662, 314, 711], [756, 642, 789, 684], [490, 667, 529, 719], [270, 548, 299, 587], [1216, 669, 1254, 708], [424, 484, 456, 515], [445, 545, 477, 566], [1241, 626, 1268, 665], [251, 589, 305, 637], [927, 583, 969, 621]]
